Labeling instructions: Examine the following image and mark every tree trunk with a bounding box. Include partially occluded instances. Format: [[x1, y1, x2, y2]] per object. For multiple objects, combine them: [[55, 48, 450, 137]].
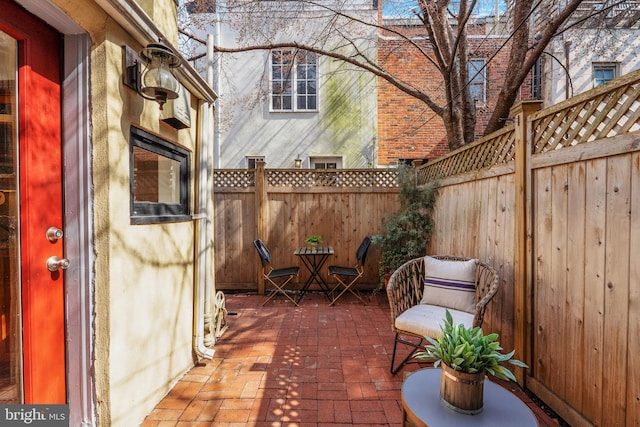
[[443, 106, 466, 151], [485, 0, 533, 135]]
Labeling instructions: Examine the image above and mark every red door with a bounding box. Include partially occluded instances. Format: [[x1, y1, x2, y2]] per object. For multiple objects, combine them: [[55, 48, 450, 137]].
[[0, 0, 66, 403]]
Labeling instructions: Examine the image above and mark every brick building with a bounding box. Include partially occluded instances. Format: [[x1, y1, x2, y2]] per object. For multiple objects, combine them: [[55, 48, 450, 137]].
[[377, 16, 533, 165]]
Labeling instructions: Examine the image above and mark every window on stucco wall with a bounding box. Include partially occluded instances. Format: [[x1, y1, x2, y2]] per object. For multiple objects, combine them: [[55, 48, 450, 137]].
[[310, 156, 342, 169], [130, 126, 191, 224], [246, 155, 265, 169], [270, 49, 318, 112], [593, 62, 619, 87]]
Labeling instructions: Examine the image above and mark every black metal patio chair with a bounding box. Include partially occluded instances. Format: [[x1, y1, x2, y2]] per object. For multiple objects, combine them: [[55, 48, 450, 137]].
[[254, 239, 300, 306], [327, 236, 372, 306]]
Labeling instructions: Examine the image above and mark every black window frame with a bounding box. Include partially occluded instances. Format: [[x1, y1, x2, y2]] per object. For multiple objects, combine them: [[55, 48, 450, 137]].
[[130, 126, 191, 224]]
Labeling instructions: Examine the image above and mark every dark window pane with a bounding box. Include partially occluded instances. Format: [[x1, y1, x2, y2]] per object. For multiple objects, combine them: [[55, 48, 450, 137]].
[[283, 95, 292, 110], [297, 95, 306, 109], [307, 96, 316, 109]]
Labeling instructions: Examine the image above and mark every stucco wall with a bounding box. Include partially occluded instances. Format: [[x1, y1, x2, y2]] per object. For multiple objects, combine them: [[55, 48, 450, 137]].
[[98, 35, 197, 426], [49, 1, 203, 425], [218, 50, 377, 168], [138, 0, 179, 46], [191, 5, 378, 168]]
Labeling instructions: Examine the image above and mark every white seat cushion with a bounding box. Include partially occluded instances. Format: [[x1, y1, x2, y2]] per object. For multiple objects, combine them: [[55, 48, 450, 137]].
[[394, 305, 475, 339]]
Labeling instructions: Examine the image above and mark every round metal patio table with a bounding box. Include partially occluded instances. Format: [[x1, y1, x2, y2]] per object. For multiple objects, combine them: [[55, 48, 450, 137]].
[[401, 368, 538, 427]]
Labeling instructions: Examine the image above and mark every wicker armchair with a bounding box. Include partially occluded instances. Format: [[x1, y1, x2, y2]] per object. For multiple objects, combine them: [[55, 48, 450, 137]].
[[386, 255, 499, 374]]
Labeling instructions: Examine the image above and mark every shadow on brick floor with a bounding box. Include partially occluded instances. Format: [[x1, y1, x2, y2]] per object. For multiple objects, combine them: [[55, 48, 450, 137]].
[[142, 292, 565, 427]]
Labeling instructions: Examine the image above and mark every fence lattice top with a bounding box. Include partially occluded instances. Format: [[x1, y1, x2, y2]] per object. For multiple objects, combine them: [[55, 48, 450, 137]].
[[531, 70, 640, 153], [214, 168, 398, 189], [418, 68, 640, 184], [267, 169, 397, 187], [214, 169, 255, 188], [416, 125, 516, 184]]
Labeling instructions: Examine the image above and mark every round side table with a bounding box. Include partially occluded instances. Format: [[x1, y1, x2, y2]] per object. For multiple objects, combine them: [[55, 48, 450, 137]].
[[401, 368, 538, 427]]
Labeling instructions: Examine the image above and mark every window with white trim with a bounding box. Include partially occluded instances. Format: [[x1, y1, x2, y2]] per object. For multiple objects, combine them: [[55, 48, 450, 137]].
[[270, 49, 318, 112], [310, 156, 342, 169], [246, 156, 265, 169], [468, 59, 487, 104], [593, 63, 619, 87]]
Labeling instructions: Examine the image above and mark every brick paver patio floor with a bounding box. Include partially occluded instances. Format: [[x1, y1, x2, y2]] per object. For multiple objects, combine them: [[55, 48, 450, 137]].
[[142, 292, 562, 427]]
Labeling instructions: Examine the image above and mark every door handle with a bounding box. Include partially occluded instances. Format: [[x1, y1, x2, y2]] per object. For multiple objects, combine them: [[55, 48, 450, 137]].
[[47, 256, 70, 272], [46, 227, 64, 242]]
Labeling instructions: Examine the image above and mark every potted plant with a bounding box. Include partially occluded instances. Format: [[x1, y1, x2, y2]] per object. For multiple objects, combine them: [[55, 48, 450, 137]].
[[414, 309, 528, 414], [305, 235, 323, 245], [371, 164, 438, 285]]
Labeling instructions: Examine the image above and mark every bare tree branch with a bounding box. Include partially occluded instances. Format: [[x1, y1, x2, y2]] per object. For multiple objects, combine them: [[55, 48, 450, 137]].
[[214, 41, 446, 115], [186, 0, 622, 150], [485, 0, 584, 134]]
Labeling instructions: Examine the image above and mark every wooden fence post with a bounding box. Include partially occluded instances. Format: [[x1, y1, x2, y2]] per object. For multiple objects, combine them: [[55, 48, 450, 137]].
[[256, 160, 267, 295], [511, 100, 543, 385]]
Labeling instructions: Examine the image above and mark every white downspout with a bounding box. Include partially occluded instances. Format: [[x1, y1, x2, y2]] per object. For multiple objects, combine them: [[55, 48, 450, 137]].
[[213, 14, 221, 168], [193, 36, 216, 360], [205, 33, 216, 343], [193, 99, 215, 360]]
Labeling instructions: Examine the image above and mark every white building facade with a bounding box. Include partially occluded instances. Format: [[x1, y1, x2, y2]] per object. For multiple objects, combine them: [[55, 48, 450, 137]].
[[185, 0, 379, 168], [539, 3, 640, 105]]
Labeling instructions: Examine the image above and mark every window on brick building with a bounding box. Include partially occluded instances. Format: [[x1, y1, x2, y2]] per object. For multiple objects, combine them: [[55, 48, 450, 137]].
[[593, 63, 618, 87], [468, 59, 487, 105], [270, 49, 318, 112]]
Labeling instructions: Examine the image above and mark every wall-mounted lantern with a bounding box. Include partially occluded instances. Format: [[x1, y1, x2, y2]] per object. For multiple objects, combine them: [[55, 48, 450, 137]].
[[294, 154, 302, 168], [123, 40, 182, 110]]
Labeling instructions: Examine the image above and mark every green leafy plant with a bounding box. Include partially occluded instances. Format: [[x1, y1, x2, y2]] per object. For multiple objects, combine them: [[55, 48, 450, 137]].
[[371, 164, 438, 284], [305, 235, 323, 244], [415, 309, 528, 382]]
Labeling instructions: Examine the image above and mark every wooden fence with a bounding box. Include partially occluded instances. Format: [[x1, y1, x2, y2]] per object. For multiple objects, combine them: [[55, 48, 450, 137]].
[[213, 68, 640, 427], [213, 168, 399, 292], [417, 69, 640, 426]]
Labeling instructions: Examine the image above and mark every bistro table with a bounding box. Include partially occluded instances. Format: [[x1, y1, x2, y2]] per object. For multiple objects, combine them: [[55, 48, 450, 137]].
[[402, 368, 538, 427], [294, 246, 334, 303]]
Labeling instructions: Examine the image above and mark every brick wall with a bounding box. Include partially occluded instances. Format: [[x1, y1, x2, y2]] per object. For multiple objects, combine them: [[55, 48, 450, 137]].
[[377, 23, 532, 165]]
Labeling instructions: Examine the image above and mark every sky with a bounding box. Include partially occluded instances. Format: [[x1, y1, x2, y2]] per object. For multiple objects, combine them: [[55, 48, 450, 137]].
[[382, 0, 507, 18]]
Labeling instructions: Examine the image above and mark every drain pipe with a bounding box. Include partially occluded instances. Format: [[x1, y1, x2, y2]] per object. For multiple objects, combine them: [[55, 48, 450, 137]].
[[192, 35, 216, 361], [205, 32, 216, 345], [213, 15, 221, 167], [193, 98, 215, 361]]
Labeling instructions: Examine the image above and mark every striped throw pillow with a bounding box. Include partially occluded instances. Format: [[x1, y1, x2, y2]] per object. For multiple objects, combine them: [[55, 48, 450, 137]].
[[420, 256, 477, 314]]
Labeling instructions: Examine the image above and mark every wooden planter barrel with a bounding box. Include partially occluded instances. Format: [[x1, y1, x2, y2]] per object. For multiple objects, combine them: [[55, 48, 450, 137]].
[[440, 363, 485, 414]]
